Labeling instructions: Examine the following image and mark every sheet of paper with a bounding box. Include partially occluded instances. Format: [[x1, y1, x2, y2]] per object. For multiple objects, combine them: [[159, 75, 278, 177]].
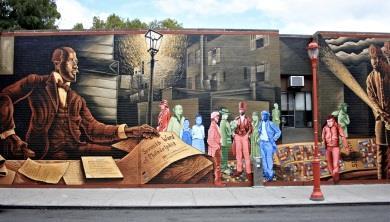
[[137, 132, 202, 184], [116, 149, 140, 184], [17, 158, 69, 184], [0, 169, 15, 185], [81, 156, 123, 179], [112, 138, 140, 153], [63, 160, 85, 185]]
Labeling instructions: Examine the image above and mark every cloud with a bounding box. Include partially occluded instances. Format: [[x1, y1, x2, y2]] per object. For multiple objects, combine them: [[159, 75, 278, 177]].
[[155, 0, 254, 16], [56, 0, 108, 29], [155, 0, 390, 34]]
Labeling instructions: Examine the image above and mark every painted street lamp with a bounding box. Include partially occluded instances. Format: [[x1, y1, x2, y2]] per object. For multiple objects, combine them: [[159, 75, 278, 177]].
[[145, 29, 163, 125], [307, 39, 325, 201]]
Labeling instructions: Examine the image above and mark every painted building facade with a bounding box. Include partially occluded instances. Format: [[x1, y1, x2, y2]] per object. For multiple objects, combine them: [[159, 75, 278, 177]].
[[0, 30, 389, 187]]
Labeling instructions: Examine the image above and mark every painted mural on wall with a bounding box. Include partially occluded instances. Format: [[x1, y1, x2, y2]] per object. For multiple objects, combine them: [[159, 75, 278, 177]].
[[320, 34, 390, 180], [0, 30, 388, 187], [0, 32, 280, 186]]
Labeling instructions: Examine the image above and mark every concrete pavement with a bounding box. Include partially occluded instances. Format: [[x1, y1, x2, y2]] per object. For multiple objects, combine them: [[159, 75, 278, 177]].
[[0, 184, 389, 208]]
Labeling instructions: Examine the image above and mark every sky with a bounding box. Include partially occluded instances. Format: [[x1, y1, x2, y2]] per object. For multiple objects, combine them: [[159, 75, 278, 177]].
[[56, 0, 390, 34]]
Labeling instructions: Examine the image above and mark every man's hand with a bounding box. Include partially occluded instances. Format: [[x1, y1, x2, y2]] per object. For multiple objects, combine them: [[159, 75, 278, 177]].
[[125, 124, 159, 139], [3, 134, 35, 158]]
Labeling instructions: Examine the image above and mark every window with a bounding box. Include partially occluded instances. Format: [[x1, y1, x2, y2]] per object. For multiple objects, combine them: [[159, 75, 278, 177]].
[[208, 47, 221, 65], [256, 64, 265, 81], [250, 63, 268, 82], [223, 71, 226, 82], [281, 92, 313, 128], [250, 35, 269, 50]]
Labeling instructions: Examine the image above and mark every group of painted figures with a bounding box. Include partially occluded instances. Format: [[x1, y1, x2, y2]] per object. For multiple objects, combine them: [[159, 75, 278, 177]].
[[157, 100, 282, 185]]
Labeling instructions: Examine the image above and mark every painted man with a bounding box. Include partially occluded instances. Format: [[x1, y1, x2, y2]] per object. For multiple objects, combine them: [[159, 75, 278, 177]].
[[271, 103, 281, 128], [366, 44, 390, 179], [250, 111, 260, 160], [157, 99, 171, 132], [219, 108, 232, 171], [207, 111, 224, 186], [258, 111, 281, 182], [232, 101, 253, 181], [167, 104, 185, 137], [191, 114, 205, 153], [332, 103, 350, 137], [321, 115, 349, 183], [0, 47, 158, 160]]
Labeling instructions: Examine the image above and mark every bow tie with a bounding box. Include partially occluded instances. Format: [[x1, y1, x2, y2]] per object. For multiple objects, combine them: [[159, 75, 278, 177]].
[[57, 81, 70, 92]]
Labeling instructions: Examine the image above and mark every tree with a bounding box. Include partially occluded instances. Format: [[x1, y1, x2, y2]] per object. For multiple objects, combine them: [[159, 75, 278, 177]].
[[89, 14, 183, 30], [105, 13, 124, 29], [72, 23, 84, 31], [148, 18, 183, 29], [0, 0, 61, 30], [92, 16, 105, 30], [159, 18, 183, 29], [124, 18, 147, 29]]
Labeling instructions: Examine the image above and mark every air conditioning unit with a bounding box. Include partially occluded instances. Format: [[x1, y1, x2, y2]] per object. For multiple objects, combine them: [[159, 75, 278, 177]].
[[288, 76, 304, 87]]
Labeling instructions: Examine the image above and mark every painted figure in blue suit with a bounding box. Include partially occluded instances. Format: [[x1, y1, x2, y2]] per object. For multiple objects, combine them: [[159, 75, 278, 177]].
[[258, 111, 281, 182], [180, 118, 192, 145]]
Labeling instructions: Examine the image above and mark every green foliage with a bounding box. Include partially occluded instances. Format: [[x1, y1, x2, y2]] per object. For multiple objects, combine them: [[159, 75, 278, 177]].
[[90, 14, 182, 30], [72, 23, 84, 31], [159, 18, 183, 29], [0, 0, 61, 30], [92, 16, 105, 30]]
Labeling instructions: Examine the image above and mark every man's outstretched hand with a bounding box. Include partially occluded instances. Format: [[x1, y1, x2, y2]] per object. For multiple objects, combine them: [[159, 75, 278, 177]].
[[125, 124, 159, 139]]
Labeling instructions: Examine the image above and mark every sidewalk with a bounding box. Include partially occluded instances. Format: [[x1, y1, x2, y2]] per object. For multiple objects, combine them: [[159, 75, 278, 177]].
[[1, 184, 389, 208]]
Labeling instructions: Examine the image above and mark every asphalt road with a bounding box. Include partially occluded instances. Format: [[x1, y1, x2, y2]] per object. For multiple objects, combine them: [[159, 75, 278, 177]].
[[0, 205, 389, 222]]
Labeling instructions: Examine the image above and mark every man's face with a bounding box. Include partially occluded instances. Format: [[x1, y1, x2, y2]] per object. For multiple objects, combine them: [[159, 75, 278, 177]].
[[327, 118, 335, 127], [174, 105, 183, 116], [60, 52, 79, 82], [252, 114, 259, 122], [214, 115, 220, 123], [371, 57, 379, 71], [239, 109, 245, 115], [159, 104, 165, 110], [261, 112, 269, 121], [222, 113, 228, 120]]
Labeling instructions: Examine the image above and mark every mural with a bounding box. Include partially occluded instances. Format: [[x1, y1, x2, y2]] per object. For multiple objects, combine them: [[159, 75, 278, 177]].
[[0, 30, 389, 187]]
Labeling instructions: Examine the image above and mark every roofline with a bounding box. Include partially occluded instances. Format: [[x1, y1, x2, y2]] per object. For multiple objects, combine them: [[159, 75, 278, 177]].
[[314, 31, 390, 38], [0, 28, 279, 37], [280, 34, 312, 38]]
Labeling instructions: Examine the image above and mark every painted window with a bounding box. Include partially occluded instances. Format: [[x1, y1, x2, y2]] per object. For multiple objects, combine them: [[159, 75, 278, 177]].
[[250, 35, 269, 50]]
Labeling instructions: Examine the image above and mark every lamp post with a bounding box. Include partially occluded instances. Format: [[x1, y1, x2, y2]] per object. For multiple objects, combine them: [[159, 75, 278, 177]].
[[307, 39, 324, 201], [145, 29, 163, 125]]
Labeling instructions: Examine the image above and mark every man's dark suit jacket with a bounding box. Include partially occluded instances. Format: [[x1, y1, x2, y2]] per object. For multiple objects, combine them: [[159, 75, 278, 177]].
[[0, 73, 121, 159]]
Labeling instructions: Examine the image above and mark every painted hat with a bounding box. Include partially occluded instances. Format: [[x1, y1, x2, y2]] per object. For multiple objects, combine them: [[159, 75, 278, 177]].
[[160, 99, 169, 107], [211, 111, 220, 119], [239, 101, 247, 111]]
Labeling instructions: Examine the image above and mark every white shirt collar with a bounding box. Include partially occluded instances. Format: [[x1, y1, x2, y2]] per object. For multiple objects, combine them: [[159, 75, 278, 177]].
[[53, 72, 71, 86]]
